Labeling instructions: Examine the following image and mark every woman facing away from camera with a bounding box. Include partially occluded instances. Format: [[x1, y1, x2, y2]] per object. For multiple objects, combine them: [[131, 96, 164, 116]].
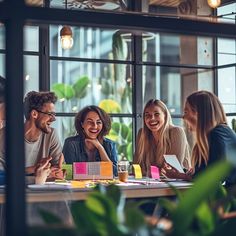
[[63, 105, 118, 175], [162, 90, 236, 186], [133, 99, 191, 177]]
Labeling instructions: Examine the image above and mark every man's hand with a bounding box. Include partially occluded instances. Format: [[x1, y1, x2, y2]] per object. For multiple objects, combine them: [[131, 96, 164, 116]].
[[35, 157, 51, 184], [46, 166, 66, 181]]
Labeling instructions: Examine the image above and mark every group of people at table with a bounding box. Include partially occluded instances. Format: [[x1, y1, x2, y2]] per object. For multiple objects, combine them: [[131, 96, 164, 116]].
[[0, 74, 236, 186]]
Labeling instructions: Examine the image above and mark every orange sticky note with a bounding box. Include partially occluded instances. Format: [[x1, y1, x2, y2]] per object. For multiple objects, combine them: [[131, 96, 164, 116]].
[[132, 164, 142, 179], [100, 162, 113, 177]]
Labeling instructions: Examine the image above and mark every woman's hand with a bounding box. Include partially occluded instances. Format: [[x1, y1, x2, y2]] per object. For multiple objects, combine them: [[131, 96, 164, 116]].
[[85, 138, 102, 150], [161, 162, 192, 181]]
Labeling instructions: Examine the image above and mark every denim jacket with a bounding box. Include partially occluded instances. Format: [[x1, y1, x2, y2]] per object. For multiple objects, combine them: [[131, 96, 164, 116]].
[[63, 135, 118, 176]]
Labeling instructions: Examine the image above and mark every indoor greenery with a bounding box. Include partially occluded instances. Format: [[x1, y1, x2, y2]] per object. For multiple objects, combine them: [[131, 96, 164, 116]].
[[29, 160, 236, 236]]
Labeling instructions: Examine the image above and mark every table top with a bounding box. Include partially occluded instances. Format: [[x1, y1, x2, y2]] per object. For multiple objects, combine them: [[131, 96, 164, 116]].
[[0, 179, 192, 204]]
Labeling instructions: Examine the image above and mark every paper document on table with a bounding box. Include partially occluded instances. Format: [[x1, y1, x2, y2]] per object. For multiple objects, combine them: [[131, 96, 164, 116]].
[[28, 182, 72, 190], [164, 155, 184, 173]]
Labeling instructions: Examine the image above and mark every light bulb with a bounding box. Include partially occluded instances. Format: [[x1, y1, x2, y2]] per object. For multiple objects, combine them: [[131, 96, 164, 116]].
[[61, 35, 73, 49], [60, 26, 74, 49], [207, 0, 221, 8]]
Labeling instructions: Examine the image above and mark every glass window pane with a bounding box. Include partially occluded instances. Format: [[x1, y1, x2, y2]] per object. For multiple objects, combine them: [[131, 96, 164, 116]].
[[218, 67, 236, 113], [24, 25, 39, 52], [24, 55, 39, 94], [50, 60, 132, 114], [218, 38, 235, 54], [227, 116, 236, 130], [0, 53, 5, 77], [50, 26, 131, 61], [144, 33, 213, 66], [143, 66, 214, 115], [0, 24, 5, 50], [218, 54, 236, 66]]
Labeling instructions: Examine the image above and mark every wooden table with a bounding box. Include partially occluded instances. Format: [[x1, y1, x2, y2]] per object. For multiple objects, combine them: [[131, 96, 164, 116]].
[[0, 180, 192, 203]]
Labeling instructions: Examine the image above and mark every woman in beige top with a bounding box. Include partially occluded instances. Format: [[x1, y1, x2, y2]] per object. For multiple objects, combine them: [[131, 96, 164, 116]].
[[134, 99, 191, 176]]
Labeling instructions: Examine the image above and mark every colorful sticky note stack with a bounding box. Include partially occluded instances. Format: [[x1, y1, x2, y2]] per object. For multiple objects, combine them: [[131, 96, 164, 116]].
[[73, 162, 113, 180], [132, 164, 142, 179]]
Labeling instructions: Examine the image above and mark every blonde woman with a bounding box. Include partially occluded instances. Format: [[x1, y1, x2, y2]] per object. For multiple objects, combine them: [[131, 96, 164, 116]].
[[134, 99, 190, 176], [162, 91, 236, 185]]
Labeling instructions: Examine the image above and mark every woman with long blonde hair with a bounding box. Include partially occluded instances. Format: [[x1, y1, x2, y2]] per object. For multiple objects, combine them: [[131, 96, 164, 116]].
[[134, 99, 190, 176], [162, 91, 236, 185]]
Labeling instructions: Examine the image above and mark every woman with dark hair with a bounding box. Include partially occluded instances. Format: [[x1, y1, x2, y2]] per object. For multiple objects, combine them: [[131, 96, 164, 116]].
[[162, 90, 236, 185], [133, 99, 191, 177], [63, 105, 118, 175]]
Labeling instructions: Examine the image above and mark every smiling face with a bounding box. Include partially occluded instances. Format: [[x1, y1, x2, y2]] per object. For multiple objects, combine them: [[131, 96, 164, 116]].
[[82, 111, 103, 139], [34, 102, 56, 134], [144, 105, 165, 133], [183, 101, 197, 131]]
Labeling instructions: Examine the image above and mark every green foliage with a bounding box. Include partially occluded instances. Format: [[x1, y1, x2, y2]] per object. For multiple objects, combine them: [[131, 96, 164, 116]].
[[107, 121, 133, 161], [29, 160, 236, 236], [52, 75, 90, 101], [52, 83, 75, 100], [158, 160, 234, 236], [232, 118, 236, 133], [32, 184, 147, 236], [73, 76, 90, 99]]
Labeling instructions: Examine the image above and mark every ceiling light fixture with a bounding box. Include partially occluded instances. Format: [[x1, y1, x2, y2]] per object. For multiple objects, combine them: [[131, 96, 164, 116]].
[[60, 25, 74, 49], [60, 0, 73, 50], [207, 0, 221, 8]]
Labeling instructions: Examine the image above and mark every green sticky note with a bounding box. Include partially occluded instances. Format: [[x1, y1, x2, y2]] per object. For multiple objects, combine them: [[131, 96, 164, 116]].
[[62, 164, 73, 180]]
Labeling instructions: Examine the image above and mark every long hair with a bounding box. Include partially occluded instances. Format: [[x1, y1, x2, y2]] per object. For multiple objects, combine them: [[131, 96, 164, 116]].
[[74, 105, 111, 142], [135, 99, 173, 169], [186, 91, 227, 168]]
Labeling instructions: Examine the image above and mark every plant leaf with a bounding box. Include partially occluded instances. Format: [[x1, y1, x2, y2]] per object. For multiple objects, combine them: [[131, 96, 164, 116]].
[[52, 83, 74, 100], [38, 208, 62, 225], [171, 160, 232, 235], [73, 76, 90, 99]]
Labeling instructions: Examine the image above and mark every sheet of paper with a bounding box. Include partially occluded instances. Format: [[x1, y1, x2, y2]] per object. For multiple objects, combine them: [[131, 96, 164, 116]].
[[132, 164, 142, 179], [150, 165, 160, 179], [164, 155, 184, 173]]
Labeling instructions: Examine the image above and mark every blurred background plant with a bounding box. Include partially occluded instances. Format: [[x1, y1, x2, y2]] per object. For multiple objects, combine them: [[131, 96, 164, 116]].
[[99, 99, 132, 162], [232, 118, 236, 133]]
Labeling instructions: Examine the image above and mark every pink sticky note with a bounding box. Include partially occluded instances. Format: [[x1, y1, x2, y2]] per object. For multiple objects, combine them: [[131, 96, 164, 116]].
[[74, 162, 87, 175], [150, 166, 160, 179]]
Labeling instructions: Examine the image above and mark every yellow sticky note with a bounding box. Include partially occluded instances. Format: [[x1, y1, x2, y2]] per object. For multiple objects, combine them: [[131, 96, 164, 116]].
[[132, 164, 142, 179], [100, 162, 113, 178]]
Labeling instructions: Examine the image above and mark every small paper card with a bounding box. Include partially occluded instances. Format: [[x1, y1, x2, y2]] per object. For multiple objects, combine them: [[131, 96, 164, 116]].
[[73, 162, 113, 180], [150, 166, 160, 179], [62, 164, 73, 180], [132, 164, 142, 179], [100, 162, 113, 177]]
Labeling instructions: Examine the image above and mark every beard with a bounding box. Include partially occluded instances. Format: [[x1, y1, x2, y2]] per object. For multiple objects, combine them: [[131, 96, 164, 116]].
[[35, 119, 51, 134]]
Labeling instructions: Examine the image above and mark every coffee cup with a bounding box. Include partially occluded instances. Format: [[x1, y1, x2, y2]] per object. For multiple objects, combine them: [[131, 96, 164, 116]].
[[118, 161, 129, 182]]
